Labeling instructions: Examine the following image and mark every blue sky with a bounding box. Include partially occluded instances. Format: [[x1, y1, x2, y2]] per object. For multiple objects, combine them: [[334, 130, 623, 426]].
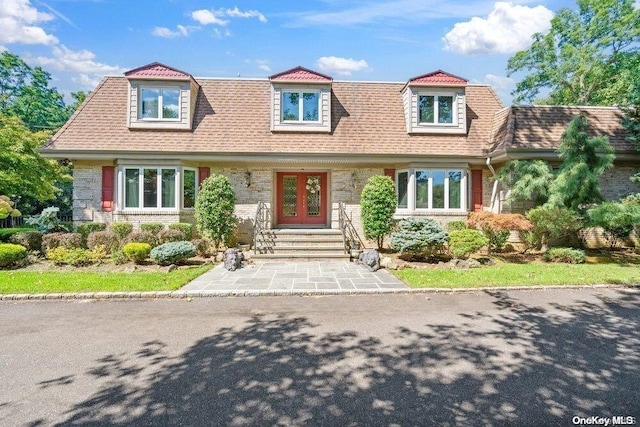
[[1, 0, 578, 104]]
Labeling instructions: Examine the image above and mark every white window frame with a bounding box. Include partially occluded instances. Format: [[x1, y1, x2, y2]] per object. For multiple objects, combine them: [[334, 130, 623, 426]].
[[182, 167, 198, 210], [123, 166, 180, 211], [281, 90, 321, 123], [138, 86, 181, 121], [417, 93, 456, 126], [396, 168, 466, 212]]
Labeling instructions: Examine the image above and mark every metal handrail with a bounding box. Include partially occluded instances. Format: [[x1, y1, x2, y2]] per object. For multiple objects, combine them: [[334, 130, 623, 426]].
[[253, 201, 271, 254], [338, 202, 365, 254]]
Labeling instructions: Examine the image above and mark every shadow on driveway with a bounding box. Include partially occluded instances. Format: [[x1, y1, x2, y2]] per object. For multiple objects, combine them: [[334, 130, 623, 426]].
[[42, 290, 640, 425]]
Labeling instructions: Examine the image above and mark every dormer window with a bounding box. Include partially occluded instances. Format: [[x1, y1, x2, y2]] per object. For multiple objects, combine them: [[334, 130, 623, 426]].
[[140, 87, 180, 120], [124, 62, 200, 130], [282, 91, 320, 122], [269, 66, 332, 133], [402, 70, 468, 135]]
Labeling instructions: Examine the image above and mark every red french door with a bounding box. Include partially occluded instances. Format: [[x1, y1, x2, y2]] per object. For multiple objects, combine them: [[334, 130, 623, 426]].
[[276, 172, 328, 226]]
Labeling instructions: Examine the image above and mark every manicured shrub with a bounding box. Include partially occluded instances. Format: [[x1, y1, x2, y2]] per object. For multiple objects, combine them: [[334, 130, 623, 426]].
[[191, 238, 213, 257], [157, 228, 185, 244], [446, 221, 467, 233], [25, 207, 68, 232], [448, 229, 489, 259], [42, 232, 82, 253], [526, 206, 582, 250], [9, 231, 43, 252], [150, 241, 196, 265], [125, 231, 158, 248], [0, 243, 28, 268], [122, 242, 151, 264], [45, 247, 101, 266], [0, 227, 36, 242], [390, 217, 448, 257], [140, 222, 165, 236], [111, 249, 127, 265], [360, 175, 397, 250], [77, 222, 107, 245], [544, 247, 585, 264], [169, 223, 194, 240], [587, 201, 640, 249], [87, 230, 120, 253], [195, 174, 237, 252], [110, 222, 133, 241], [468, 212, 532, 253]]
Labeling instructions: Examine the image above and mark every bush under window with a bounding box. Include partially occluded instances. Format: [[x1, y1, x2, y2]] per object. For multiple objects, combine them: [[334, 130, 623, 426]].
[[150, 241, 196, 266], [448, 229, 489, 259], [123, 242, 151, 264], [390, 217, 448, 258]]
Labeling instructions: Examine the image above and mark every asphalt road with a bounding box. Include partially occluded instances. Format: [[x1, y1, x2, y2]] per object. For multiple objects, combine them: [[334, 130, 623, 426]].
[[1, 289, 639, 426]]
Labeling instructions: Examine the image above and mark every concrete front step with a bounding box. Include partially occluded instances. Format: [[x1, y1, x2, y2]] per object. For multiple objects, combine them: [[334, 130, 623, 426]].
[[253, 229, 348, 261], [251, 253, 351, 262]]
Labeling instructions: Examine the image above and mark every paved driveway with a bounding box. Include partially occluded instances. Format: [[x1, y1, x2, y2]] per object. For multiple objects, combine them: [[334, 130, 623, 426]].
[[1, 289, 639, 426], [181, 261, 408, 293]]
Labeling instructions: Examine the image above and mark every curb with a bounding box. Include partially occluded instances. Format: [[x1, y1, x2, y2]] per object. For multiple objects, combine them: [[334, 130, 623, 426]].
[[1, 284, 638, 301]]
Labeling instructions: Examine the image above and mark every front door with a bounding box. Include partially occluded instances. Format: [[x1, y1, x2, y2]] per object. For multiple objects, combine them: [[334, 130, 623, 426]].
[[276, 172, 328, 226]]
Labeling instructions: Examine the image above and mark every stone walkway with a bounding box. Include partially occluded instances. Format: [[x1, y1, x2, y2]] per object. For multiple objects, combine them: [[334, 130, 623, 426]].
[[181, 261, 409, 294]]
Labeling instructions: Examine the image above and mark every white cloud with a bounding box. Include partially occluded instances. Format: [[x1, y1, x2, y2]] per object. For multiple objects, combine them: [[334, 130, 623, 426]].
[[316, 56, 370, 76], [191, 9, 228, 26], [33, 44, 126, 88], [0, 0, 58, 45], [152, 25, 192, 38], [191, 7, 267, 26], [246, 59, 271, 72], [225, 7, 267, 23], [443, 2, 553, 55]]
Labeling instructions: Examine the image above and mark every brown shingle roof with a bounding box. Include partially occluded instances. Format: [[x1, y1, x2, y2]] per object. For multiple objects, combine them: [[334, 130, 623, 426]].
[[490, 105, 634, 155], [44, 77, 503, 158]]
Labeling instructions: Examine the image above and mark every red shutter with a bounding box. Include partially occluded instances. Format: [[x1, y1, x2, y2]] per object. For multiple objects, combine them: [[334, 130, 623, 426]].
[[384, 168, 396, 182], [198, 167, 210, 187], [471, 170, 483, 212], [101, 166, 115, 212]]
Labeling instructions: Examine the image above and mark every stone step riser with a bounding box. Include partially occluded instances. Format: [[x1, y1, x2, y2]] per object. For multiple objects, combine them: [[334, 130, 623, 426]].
[[256, 239, 344, 248]]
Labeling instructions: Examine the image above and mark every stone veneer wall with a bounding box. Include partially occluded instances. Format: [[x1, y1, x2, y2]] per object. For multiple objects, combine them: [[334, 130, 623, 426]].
[[73, 162, 112, 225]]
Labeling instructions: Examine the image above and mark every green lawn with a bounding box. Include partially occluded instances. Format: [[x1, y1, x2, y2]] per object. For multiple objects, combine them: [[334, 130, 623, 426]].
[[394, 262, 640, 288], [0, 265, 212, 294]]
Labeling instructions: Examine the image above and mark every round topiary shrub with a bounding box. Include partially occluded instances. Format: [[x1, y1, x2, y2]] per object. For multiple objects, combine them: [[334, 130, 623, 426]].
[[110, 222, 134, 241], [0, 243, 28, 268], [125, 231, 158, 248], [9, 231, 43, 252], [169, 223, 195, 240], [195, 174, 237, 252], [157, 228, 185, 244], [122, 242, 151, 264], [77, 222, 107, 245], [87, 230, 120, 253], [448, 229, 489, 259], [390, 217, 448, 258], [360, 175, 397, 250], [42, 232, 82, 254], [140, 222, 165, 236], [150, 241, 196, 266]]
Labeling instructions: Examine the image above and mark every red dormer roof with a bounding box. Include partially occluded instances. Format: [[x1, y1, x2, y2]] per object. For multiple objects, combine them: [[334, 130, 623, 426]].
[[269, 66, 332, 82], [407, 70, 468, 87], [124, 62, 193, 80]]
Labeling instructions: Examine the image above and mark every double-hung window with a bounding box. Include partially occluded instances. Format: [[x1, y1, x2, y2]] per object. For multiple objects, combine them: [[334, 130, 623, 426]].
[[418, 95, 454, 124], [281, 91, 320, 122], [140, 88, 180, 120], [396, 169, 465, 211]]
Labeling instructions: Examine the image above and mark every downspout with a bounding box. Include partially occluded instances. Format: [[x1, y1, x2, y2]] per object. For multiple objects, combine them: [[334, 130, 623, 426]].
[[486, 156, 499, 213]]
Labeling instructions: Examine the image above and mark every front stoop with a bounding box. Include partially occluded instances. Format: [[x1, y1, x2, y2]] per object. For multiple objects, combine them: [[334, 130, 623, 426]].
[[253, 229, 350, 262]]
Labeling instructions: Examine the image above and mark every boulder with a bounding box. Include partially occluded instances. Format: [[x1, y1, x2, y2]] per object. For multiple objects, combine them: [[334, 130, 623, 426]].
[[380, 256, 398, 270], [223, 248, 244, 271], [358, 249, 380, 272]]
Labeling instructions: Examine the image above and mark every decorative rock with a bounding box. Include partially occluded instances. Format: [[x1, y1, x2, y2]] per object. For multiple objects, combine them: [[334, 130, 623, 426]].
[[358, 249, 380, 272], [380, 256, 398, 270], [223, 248, 244, 271]]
